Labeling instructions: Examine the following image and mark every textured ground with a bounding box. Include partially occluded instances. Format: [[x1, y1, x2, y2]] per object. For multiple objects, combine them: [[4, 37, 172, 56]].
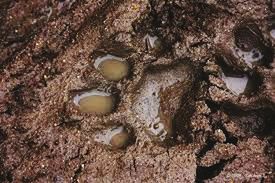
[[0, 0, 274, 182]]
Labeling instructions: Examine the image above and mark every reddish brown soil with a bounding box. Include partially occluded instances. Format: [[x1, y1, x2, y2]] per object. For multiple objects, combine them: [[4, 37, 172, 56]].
[[0, 0, 274, 182]]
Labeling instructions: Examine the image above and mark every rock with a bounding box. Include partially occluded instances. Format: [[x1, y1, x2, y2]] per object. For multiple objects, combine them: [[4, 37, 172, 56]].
[[132, 61, 196, 144], [73, 89, 115, 115], [94, 125, 132, 149], [94, 54, 130, 81]]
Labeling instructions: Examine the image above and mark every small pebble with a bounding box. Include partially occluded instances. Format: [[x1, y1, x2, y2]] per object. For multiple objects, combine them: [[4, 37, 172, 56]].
[[73, 90, 114, 115], [222, 73, 249, 95], [94, 54, 129, 81], [270, 29, 275, 39], [232, 47, 263, 68], [144, 34, 163, 53], [94, 125, 131, 149]]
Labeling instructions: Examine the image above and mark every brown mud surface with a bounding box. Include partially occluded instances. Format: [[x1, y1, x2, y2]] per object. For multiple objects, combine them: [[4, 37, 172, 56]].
[[0, 0, 275, 182]]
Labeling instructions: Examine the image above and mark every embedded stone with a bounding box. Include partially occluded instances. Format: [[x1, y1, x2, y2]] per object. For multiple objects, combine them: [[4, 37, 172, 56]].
[[73, 90, 114, 115], [94, 125, 131, 149], [222, 73, 249, 95], [232, 21, 266, 68], [270, 29, 275, 39], [132, 62, 196, 144], [144, 34, 163, 54], [94, 54, 129, 81]]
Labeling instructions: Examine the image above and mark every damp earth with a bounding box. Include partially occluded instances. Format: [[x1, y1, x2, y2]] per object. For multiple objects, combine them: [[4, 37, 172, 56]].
[[0, 0, 275, 182]]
